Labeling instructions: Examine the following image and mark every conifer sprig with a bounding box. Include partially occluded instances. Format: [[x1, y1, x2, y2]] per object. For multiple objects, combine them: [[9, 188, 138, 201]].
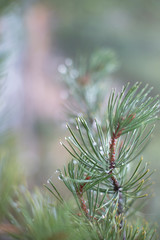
[[108, 82, 159, 135], [8, 82, 158, 239], [53, 83, 159, 239], [59, 49, 118, 123]]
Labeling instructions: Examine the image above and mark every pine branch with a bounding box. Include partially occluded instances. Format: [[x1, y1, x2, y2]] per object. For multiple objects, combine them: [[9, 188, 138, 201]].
[[58, 49, 118, 124], [4, 52, 159, 239], [54, 83, 159, 239]]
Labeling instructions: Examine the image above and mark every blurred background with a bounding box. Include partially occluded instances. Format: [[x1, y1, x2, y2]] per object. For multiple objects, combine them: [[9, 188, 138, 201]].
[[0, 0, 160, 230]]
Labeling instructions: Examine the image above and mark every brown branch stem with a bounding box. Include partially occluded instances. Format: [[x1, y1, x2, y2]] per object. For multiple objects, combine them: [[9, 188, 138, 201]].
[[76, 176, 91, 218], [109, 123, 124, 216]]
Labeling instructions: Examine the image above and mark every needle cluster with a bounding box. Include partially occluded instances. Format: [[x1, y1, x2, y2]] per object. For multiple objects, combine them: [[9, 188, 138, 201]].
[[50, 82, 159, 239]]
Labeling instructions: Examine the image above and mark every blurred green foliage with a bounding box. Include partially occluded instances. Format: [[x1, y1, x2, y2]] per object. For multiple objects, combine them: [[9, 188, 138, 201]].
[[0, 140, 23, 222], [0, 0, 19, 14], [8, 189, 101, 240], [46, 0, 160, 91]]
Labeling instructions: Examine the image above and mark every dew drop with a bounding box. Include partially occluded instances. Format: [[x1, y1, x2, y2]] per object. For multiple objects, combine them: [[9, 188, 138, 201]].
[[100, 150, 104, 155], [52, 208, 57, 219], [58, 175, 63, 181], [92, 121, 97, 130], [71, 185, 75, 191], [73, 160, 77, 165], [127, 165, 130, 170], [58, 64, 67, 74], [93, 141, 97, 146], [76, 125, 79, 130], [60, 141, 63, 146], [100, 146, 103, 150]]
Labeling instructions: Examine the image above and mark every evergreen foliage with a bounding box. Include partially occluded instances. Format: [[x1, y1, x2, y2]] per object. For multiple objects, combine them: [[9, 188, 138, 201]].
[[0, 1, 159, 239], [0, 0, 19, 14], [58, 49, 118, 123], [0, 49, 159, 240], [55, 82, 159, 239], [0, 145, 21, 222]]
